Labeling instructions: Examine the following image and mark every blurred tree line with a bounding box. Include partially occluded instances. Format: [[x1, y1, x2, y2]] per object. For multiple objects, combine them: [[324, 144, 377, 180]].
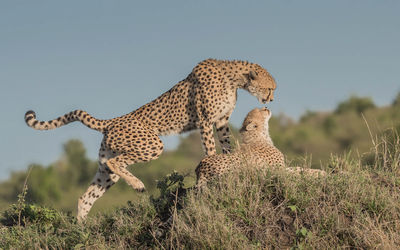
[[0, 94, 399, 213], [271, 94, 400, 167]]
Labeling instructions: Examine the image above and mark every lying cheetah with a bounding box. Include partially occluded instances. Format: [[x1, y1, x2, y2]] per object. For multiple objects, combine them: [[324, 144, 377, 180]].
[[196, 107, 325, 187], [24, 58, 277, 221]]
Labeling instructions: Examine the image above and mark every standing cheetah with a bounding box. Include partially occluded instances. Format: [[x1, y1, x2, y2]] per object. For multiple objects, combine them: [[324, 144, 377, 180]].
[[196, 107, 325, 187], [24, 59, 277, 221]]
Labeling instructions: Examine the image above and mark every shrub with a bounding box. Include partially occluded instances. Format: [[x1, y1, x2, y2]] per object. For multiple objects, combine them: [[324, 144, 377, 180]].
[[335, 95, 376, 115], [392, 92, 400, 107]]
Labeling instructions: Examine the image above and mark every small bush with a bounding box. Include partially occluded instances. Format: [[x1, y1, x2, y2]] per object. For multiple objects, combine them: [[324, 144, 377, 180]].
[[335, 95, 376, 115], [1, 203, 62, 228], [150, 171, 187, 221]]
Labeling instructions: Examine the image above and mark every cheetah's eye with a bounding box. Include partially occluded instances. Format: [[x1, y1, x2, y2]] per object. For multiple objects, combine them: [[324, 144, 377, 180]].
[[246, 122, 257, 131]]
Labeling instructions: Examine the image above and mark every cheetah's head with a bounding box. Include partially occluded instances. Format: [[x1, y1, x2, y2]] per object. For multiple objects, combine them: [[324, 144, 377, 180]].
[[244, 65, 276, 104], [240, 107, 273, 145]]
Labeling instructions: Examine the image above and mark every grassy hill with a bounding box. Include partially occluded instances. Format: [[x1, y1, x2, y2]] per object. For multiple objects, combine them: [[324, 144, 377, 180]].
[[0, 128, 399, 248]]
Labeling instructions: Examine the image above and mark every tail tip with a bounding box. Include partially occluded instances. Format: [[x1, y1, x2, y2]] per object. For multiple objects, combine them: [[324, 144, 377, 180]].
[[25, 110, 36, 117], [25, 110, 36, 123]]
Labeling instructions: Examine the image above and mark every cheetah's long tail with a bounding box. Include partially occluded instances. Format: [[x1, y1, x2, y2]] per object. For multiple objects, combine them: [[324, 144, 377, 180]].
[[24, 110, 111, 133]]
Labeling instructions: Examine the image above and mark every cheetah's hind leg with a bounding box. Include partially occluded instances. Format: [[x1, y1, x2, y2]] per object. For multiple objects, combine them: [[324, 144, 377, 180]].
[[77, 148, 120, 222], [103, 127, 164, 191], [101, 153, 146, 191]]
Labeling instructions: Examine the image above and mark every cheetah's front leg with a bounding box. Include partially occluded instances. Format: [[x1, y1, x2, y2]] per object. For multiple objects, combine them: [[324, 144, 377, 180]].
[[200, 123, 217, 156], [215, 116, 232, 154]]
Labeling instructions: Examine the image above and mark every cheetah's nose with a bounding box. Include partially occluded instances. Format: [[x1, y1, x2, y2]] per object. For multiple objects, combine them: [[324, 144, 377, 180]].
[[262, 98, 268, 103]]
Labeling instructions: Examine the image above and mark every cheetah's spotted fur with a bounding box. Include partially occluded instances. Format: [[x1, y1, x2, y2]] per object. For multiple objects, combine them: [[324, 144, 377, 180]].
[[196, 108, 326, 187], [196, 107, 284, 186], [24, 58, 277, 221]]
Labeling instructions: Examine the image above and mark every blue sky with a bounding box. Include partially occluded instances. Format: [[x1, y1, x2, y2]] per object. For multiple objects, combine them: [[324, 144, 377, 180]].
[[1, 1, 399, 180]]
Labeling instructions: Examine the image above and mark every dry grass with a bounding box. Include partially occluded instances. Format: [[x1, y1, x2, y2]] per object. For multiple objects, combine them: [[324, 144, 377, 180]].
[[166, 129, 400, 249], [1, 130, 399, 249], [167, 165, 399, 249]]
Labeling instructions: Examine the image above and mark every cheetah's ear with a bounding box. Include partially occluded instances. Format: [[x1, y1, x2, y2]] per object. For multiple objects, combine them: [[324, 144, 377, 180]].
[[249, 71, 258, 80], [246, 122, 257, 131]]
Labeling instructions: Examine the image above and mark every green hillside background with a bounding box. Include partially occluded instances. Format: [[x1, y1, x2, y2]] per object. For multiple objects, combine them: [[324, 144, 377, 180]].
[[1, 93, 399, 215]]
